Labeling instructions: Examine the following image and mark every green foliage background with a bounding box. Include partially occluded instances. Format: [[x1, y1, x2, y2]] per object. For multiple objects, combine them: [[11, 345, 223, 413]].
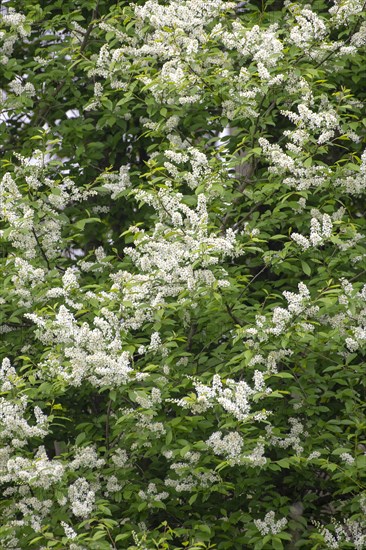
[[1, 0, 366, 548]]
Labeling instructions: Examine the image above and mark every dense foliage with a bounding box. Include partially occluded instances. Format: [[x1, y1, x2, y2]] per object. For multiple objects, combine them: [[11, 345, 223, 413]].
[[1, 0, 366, 548]]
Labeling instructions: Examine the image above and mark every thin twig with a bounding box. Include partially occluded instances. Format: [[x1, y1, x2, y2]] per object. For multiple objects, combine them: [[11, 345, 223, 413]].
[[225, 302, 243, 326], [315, 1, 366, 69], [105, 399, 112, 451], [80, 1, 100, 53], [32, 228, 51, 270], [237, 264, 268, 302]]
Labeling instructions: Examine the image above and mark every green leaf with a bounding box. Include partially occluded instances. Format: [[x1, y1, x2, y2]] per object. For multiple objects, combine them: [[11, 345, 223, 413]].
[[115, 533, 131, 542], [74, 217, 101, 230], [301, 260, 311, 276], [272, 538, 284, 550]]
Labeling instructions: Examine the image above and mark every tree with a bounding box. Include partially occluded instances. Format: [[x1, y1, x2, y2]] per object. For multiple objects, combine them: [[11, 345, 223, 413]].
[[1, 0, 366, 548]]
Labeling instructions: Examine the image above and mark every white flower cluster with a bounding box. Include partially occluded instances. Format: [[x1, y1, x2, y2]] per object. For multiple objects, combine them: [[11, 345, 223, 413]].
[[254, 511, 288, 536], [340, 452, 355, 465], [135, 0, 235, 36], [284, 164, 331, 191], [334, 150, 366, 195], [7, 495, 53, 533], [318, 277, 366, 354], [44, 267, 83, 309], [163, 146, 214, 190], [249, 348, 293, 374], [206, 430, 244, 465], [138, 482, 169, 508], [48, 175, 96, 209], [207, 22, 285, 118], [69, 446, 105, 471], [62, 267, 80, 292], [104, 475, 122, 495], [218, 22, 283, 67], [26, 305, 132, 387], [0, 357, 20, 392], [135, 412, 166, 439], [291, 213, 333, 250], [318, 519, 366, 550], [245, 283, 315, 345], [259, 138, 295, 174], [243, 441, 267, 467], [0, 395, 48, 447], [289, 7, 327, 50], [111, 448, 129, 468], [345, 325, 366, 353], [104, 189, 238, 329], [148, 332, 162, 353], [1, 8, 29, 35], [100, 165, 131, 199], [61, 521, 77, 540], [1, 155, 95, 261], [0, 172, 37, 257], [307, 451, 321, 461], [165, 451, 220, 493], [135, 387, 162, 409], [259, 111, 366, 197], [164, 471, 221, 492], [10, 258, 45, 308], [174, 373, 270, 421], [0, 9, 30, 64], [351, 21, 366, 47], [79, 246, 113, 274], [92, 0, 236, 106], [265, 417, 307, 455], [9, 78, 35, 97], [68, 478, 95, 519], [329, 0, 365, 27], [0, 446, 64, 488], [282, 102, 339, 145]]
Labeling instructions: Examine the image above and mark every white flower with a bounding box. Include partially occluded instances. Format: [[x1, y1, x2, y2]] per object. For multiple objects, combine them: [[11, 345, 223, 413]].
[[69, 446, 105, 470], [61, 521, 77, 540], [111, 448, 129, 467], [9, 78, 35, 97], [2, 8, 30, 37], [101, 165, 131, 199], [340, 452, 355, 465], [254, 511, 288, 535], [68, 478, 95, 518], [329, 0, 364, 27], [206, 430, 244, 464], [289, 8, 326, 49]]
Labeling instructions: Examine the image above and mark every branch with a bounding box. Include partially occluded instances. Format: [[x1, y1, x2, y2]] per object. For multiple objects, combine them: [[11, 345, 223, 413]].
[[32, 228, 51, 270], [80, 1, 100, 53], [225, 302, 243, 326], [186, 323, 197, 352], [236, 264, 268, 302], [315, 1, 366, 69], [105, 399, 113, 451]]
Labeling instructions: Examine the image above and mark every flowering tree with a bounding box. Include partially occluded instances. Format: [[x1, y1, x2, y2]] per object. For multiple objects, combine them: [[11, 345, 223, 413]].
[[1, 0, 366, 548]]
